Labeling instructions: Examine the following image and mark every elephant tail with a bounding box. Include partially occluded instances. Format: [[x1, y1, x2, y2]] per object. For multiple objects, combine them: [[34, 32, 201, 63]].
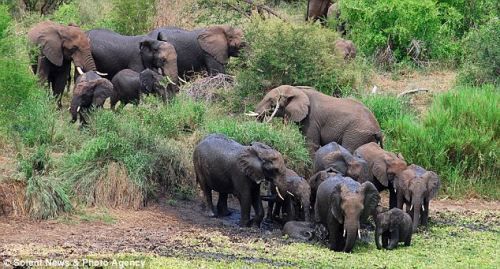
[[375, 132, 384, 149]]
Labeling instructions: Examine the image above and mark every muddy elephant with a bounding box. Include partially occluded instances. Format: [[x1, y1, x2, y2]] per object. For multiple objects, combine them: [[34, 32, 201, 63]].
[[250, 85, 383, 154], [394, 164, 440, 232], [315, 174, 380, 252], [28, 21, 103, 108], [307, 0, 331, 22], [149, 25, 245, 78], [193, 134, 287, 227], [334, 39, 356, 60], [87, 29, 178, 86], [308, 167, 340, 209], [267, 169, 311, 222], [354, 142, 407, 209], [282, 221, 315, 242], [375, 207, 412, 250], [111, 69, 177, 109], [70, 71, 114, 124], [314, 142, 370, 183]]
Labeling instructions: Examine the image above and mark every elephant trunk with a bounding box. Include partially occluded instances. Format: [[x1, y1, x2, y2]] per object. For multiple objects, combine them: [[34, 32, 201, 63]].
[[343, 220, 359, 253], [375, 229, 383, 249], [411, 200, 422, 232], [70, 96, 80, 123], [82, 50, 97, 71]]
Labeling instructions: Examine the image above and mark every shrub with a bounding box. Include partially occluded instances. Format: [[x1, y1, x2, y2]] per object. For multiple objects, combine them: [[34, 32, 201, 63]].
[[110, 0, 156, 35], [25, 175, 72, 219], [457, 17, 499, 86], [236, 18, 368, 109]]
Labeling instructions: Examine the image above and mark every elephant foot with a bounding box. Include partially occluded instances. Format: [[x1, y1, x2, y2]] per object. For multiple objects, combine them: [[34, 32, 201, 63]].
[[205, 209, 217, 218], [218, 208, 232, 217]]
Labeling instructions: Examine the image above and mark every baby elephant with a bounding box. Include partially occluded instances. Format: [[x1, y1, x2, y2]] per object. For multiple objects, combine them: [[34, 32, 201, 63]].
[[111, 68, 178, 108], [282, 221, 315, 242], [314, 142, 370, 183], [375, 207, 413, 250], [268, 169, 311, 222]]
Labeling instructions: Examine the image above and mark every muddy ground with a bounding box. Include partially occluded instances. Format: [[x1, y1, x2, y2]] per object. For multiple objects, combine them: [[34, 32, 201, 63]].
[[1, 194, 499, 263]]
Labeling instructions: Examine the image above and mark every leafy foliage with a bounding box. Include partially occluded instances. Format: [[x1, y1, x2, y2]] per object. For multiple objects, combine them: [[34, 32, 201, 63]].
[[110, 0, 156, 35]]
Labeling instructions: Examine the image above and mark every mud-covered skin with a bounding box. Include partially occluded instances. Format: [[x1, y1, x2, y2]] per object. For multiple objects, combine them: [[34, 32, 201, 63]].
[[268, 169, 311, 222], [314, 142, 370, 183], [282, 221, 315, 241], [375, 207, 413, 250]]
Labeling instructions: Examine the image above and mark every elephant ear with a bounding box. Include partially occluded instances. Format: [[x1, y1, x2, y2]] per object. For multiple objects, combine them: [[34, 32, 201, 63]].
[[372, 158, 388, 187], [330, 184, 346, 224], [92, 79, 114, 106], [198, 26, 229, 65], [28, 21, 64, 66], [139, 69, 156, 94], [424, 171, 440, 199], [309, 170, 330, 189], [322, 151, 346, 173], [283, 87, 310, 123], [359, 181, 380, 222], [237, 146, 265, 184], [139, 40, 156, 69]]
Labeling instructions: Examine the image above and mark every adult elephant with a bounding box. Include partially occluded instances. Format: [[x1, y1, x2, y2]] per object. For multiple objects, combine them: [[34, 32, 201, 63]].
[[193, 134, 287, 227], [87, 29, 179, 88], [315, 173, 379, 252], [148, 25, 245, 78], [314, 142, 370, 183], [394, 164, 440, 232], [249, 85, 383, 154], [28, 21, 103, 108], [307, 0, 331, 22]]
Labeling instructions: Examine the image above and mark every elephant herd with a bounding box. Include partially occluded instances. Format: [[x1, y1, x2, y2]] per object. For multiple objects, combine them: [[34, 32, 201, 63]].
[[28, 21, 245, 123], [195, 86, 440, 252]]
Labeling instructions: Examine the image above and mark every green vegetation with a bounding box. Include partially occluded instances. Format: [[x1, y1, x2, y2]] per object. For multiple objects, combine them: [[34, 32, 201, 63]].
[[110, 0, 156, 35]]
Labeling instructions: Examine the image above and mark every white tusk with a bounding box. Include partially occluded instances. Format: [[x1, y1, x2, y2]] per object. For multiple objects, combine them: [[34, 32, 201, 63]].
[[178, 76, 187, 84], [343, 229, 346, 237], [95, 71, 108, 76], [245, 111, 259, 117], [394, 188, 397, 194], [76, 66, 84, 75], [286, 191, 295, 197], [422, 205, 425, 212], [67, 106, 71, 111], [266, 100, 280, 123], [275, 186, 284, 200], [358, 230, 361, 239], [77, 106, 80, 112], [165, 75, 174, 85], [410, 205, 413, 211]]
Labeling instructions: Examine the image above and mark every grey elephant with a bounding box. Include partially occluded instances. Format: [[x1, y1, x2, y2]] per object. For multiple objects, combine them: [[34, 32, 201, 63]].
[[334, 39, 356, 60], [315, 173, 380, 252], [250, 85, 383, 154], [395, 164, 440, 232], [267, 169, 311, 222], [314, 142, 370, 183], [28, 21, 104, 108], [375, 207, 413, 250], [306, 0, 331, 23], [354, 142, 407, 209], [111, 69, 177, 109], [282, 221, 315, 242], [87, 29, 179, 86], [70, 71, 114, 124], [193, 134, 287, 227], [149, 25, 245, 78], [308, 167, 340, 208]]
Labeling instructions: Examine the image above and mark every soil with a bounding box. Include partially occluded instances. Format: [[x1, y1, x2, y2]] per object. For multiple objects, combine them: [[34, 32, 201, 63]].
[[0, 194, 498, 262]]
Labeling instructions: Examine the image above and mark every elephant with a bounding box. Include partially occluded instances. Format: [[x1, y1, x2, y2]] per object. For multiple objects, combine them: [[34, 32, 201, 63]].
[[148, 25, 245, 78], [111, 69, 177, 108], [250, 85, 383, 154], [69, 71, 114, 124], [28, 21, 103, 109], [375, 207, 412, 250], [308, 167, 340, 209], [394, 164, 440, 232], [306, 0, 331, 22], [267, 169, 311, 222], [314, 174, 380, 252], [193, 134, 287, 227], [314, 142, 370, 183], [87, 29, 179, 86], [282, 221, 315, 242], [334, 39, 356, 60], [354, 142, 407, 209]]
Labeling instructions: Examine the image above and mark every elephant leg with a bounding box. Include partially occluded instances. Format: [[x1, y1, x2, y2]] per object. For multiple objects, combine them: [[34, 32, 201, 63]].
[[382, 232, 389, 249], [250, 188, 264, 227], [387, 229, 400, 250], [389, 187, 397, 209], [238, 192, 252, 227], [284, 198, 295, 222], [52, 61, 71, 109], [205, 57, 225, 76], [36, 56, 50, 85], [396, 193, 404, 209], [404, 233, 412, 246], [421, 199, 430, 226], [273, 198, 283, 220], [200, 185, 216, 217], [217, 193, 231, 217]]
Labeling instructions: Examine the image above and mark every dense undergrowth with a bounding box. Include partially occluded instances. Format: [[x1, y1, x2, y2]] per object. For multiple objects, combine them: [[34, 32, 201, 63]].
[[0, 1, 498, 219]]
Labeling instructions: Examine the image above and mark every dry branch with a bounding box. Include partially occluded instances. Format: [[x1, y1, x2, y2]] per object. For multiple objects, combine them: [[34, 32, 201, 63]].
[[397, 88, 429, 98]]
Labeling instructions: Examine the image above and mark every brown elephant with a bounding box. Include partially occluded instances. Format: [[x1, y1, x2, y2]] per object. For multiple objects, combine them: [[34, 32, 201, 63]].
[[314, 142, 370, 183], [28, 21, 103, 108], [250, 85, 383, 154], [334, 39, 356, 60], [394, 164, 440, 232], [354, 142, 408, 209], [315, 174, 380, 252], [308, 167, 339, 209], [307, 0, 331, 22], [267, 169, 311, 222]]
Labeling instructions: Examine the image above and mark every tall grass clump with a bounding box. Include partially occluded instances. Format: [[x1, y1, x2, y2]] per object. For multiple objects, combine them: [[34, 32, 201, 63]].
[[389, 86, 499, 198], [236, 18, 369, 108], [110, 0, 156, 35]]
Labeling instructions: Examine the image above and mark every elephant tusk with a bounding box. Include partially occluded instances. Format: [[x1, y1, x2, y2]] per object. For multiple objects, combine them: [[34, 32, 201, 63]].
[[158, 68, 163, 75], [67, 106, 71, 111], [76, 106, 81, 112], [358, 230, 361, 239], [95, 71, 108, 76], [76, 66, 84, 75], [165, 75, 175, 85], [245, 111, 259, 117], [422, 205, 425, 212], [343, 229, 346, 237], [286, 191, 295, 197], [394, 188, 397, 194], [275, 186, 284, 200], [266, 100, 280, 123], [178, 76, 187, 84], [410, 205, 413, 211]]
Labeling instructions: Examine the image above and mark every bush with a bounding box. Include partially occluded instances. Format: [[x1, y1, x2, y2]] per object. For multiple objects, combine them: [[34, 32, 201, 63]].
[[236, 18, 368, 108], [457, 17, 499, 86], [110, 0, 156, 35], [388, 86, 499, 198]]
